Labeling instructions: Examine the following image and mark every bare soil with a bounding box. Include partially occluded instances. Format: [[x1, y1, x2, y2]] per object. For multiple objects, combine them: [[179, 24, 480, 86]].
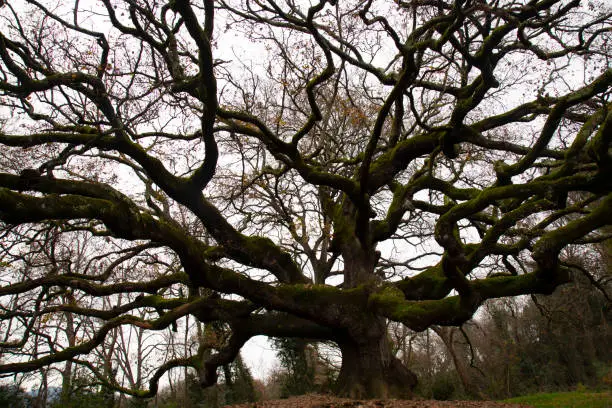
[[224, 394, 533, 408]]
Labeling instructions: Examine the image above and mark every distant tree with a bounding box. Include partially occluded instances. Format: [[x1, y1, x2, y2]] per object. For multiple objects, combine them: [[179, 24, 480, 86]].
[[431, 325, 486, 399], [222, 353, 258, 404], [391, 243, 611, 399], [1, 0, 611, 399], [154, 354, 256, 408], [444, 254, 611, 398], [0, 384, 29, 408], [272, 338, 317, 397], [183, 371, 220, 408], [518, 273, 611, 391], [49, 374, 114, 408]]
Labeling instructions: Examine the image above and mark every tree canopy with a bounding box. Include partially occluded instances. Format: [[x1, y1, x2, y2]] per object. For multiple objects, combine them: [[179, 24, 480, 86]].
[[0, 0, 611, 399]]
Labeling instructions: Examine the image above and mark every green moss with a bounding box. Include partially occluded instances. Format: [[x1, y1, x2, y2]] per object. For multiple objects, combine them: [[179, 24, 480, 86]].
[[368, 286, 403, 317], [472, 273, 539, 298], [242, 235, 273, 253], [396, 262, 453, 300], [369, 285, 462, 330], [141, 294, 193, 311], [277, 283, 346, 303], [241, 235, 306, 283], [243, 236, 297, 272], [368, 144, 399, 176], [75, 125, 98, 134], [534, 192, 612, 263], [453, 97, 474, 116], [370, 285, 405, 303], [275, 284, 370, 313]]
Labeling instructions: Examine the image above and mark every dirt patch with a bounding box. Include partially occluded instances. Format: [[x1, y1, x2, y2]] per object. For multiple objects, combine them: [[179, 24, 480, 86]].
[[223, 394, 533, 408]]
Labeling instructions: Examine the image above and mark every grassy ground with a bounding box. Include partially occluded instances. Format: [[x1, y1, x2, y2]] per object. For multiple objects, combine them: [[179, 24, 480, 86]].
[[503, 391, 611, 408]]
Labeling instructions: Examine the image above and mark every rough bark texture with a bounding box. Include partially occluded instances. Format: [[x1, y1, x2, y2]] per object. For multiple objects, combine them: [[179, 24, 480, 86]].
[[334, 313, 418, 398], [335, 338, 416, 399]]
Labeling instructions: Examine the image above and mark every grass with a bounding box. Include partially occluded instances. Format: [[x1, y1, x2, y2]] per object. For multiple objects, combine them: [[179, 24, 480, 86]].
[[503, 390, 611, 408]]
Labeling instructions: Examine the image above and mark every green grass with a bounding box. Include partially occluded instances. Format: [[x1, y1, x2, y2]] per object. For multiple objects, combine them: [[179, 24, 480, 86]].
[[503, 391, 611, 408]]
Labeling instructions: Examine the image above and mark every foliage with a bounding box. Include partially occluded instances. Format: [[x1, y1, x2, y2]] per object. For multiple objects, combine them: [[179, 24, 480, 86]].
[[399, 328, 465, 400], [0, 384, 29, 408], [154, 354, 258, 408], [223, 354, 258, 405], [473, 269, 611, 397], [272, 338, 317, 397], [429, 372, 457, 401], [502, 391, 612, 408], [183, 372, 223, 408], [0, 0, 611, 399], [49, 376, 115, 408], [399, 249, 611, 400]]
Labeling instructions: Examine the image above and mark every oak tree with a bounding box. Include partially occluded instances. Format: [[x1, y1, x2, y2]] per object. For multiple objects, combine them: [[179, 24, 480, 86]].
[[0, 0, 611, 399]]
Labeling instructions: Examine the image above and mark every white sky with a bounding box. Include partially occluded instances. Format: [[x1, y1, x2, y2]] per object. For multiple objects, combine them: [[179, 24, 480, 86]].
[[242, 336, 278, 380]]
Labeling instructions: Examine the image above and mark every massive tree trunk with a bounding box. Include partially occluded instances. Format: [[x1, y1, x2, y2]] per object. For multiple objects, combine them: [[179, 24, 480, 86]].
[[335, 333, 417, 398], [331, 236, 419, 398], [334, 311, 417, 398]]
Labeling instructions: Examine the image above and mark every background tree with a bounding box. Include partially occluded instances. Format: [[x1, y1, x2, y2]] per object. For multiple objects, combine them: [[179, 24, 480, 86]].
[[0, 0, 611, 400], [271, 337, 317, 397], [0, 384, 30, 408], [397, 244, 611, 400]]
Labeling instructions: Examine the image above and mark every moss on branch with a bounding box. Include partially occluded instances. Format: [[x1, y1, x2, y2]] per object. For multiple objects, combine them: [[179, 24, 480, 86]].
[[395, 262, 453, 301], [367, 131, 440, 191], [373, 270, 572, 331], [368, 285, 468, 331]]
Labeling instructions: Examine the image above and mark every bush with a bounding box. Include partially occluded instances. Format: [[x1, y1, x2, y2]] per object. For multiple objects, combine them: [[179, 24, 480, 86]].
[[431, 374, 457, 400], [49, 376, 114, 408], [0, 385, 29, 408]]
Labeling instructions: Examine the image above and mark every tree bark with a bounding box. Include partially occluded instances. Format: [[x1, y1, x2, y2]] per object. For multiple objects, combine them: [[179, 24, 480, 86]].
[[334, 315, 417, 398], [60, 308, 75, 404], [335, 336, 417, 398], [331, 235, 418, 398]]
